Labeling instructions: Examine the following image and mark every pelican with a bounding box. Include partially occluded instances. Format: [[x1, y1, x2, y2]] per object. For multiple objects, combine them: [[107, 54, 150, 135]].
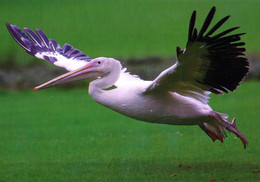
[[7, 7, 249, 148]]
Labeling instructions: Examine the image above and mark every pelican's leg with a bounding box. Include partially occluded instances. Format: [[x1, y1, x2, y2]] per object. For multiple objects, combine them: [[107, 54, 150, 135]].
[[210, 111, 248, 148], [199, 123, 224, 142]]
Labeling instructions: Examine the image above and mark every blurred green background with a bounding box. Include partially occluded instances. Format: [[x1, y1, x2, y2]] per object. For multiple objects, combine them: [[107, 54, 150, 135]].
[[0, 0, 260, 181], [1, 0, 260, 64]]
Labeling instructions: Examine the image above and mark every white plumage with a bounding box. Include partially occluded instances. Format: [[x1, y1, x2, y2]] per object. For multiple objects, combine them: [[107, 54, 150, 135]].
[[7, 7, 249, 148]]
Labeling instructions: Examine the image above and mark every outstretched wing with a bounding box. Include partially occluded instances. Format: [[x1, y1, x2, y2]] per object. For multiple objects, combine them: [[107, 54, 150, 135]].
[[6, 23, 92, 71], [145, 7, 249, 96]]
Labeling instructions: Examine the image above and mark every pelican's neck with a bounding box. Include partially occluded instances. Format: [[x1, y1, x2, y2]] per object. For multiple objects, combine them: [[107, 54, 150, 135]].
[[89, 61, 121, 101]]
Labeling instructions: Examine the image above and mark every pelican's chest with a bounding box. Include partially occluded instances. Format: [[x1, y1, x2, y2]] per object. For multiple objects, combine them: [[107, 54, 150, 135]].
[[94, 87, 176, 122], [91, 85, 211, 124]]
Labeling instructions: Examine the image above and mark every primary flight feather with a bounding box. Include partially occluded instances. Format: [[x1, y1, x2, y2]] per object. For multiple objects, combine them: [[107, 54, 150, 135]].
[[7, 7, 249, 148]]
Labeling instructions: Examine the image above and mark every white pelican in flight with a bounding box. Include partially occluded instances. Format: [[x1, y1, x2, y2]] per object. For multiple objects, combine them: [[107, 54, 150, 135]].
[[7, 7, 249, 148]]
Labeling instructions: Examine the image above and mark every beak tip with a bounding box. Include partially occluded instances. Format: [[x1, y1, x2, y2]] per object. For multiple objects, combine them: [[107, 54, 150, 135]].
[[34, 87, 38, 91]]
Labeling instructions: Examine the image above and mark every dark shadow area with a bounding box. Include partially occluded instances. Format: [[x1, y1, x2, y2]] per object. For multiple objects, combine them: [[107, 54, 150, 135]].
[[0, 54, 259, 90]]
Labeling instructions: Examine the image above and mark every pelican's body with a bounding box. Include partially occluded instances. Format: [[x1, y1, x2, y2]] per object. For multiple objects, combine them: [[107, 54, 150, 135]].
[[95, 89, 211, 125], [90, 68, 210, 125], [7, 7, 249, 148]]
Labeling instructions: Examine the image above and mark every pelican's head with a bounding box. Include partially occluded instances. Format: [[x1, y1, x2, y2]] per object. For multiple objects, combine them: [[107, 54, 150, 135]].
[[92, 57, 122, 74], [34, 57, 122, 91]]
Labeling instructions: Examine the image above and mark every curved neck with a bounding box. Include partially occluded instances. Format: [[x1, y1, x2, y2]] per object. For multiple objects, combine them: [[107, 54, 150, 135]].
[[88, 62, 121, 101]]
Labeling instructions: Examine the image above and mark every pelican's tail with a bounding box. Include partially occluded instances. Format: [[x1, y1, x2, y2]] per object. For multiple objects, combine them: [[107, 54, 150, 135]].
[[199, 111, 248, 148]]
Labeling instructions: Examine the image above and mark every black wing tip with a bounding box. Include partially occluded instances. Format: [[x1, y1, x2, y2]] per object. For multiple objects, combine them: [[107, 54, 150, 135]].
[[6, 23, 55, 59], [6, 23, 92, 62], [6, 22, 13, 35], [6, 22, 13, 32], [194, 6, 217, 41], [201, 54, 249, 94], [186, 7, 249, 94], [6, 22, 33, 52], [188, 6, 231, 43], [188, 11, 197, 42], [225, 15, 231, 19], [211, 6, 216, 12], [208, 6, 216, 18]]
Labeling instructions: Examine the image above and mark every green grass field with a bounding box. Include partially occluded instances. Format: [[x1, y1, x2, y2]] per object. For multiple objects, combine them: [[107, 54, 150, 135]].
[[1, 0, 260, 181], [1, 0, 260, 64], [0, 81, 259, 181]]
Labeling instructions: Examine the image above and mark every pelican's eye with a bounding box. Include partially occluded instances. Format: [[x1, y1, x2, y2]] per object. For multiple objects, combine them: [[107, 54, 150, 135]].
[[93, 60, 102, 67]]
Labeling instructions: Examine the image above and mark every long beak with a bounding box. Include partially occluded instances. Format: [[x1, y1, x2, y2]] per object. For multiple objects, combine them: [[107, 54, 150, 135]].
[[34, 62, 99, 91]]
